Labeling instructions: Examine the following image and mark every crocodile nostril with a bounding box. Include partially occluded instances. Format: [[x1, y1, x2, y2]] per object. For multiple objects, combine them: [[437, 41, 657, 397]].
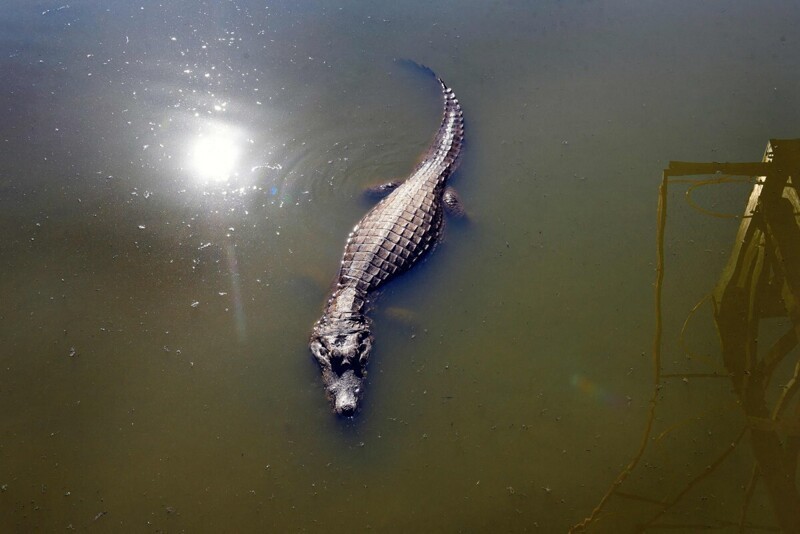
[[338, 404, 356, 417]]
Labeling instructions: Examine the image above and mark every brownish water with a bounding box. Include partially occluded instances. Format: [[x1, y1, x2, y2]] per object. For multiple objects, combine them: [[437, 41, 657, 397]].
[[2, 0, 800, 531]]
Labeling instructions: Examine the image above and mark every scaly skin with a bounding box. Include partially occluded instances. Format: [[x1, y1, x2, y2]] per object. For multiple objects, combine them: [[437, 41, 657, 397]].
[[309, 69, 465, 416]]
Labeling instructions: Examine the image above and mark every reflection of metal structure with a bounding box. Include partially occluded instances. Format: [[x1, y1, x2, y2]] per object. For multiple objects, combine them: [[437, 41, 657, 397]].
[[573, 140, 800, 532], [696, 140, 800, 532]]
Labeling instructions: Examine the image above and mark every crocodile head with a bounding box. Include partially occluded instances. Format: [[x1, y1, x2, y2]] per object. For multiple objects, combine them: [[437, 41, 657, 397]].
[[309, 329, 372, 417]]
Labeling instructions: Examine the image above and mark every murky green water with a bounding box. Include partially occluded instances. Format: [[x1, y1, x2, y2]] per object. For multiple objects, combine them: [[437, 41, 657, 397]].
[[3, 0, 800, 531]]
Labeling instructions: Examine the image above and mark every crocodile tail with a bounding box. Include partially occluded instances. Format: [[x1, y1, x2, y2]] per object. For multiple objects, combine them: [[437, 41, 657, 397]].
[[395, 59, 465, 174], [394, 58, 438, 79], [431, 75, 465, 173]]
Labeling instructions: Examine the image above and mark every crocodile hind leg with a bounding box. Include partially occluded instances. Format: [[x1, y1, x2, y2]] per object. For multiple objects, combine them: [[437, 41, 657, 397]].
[[443, 187, 466, 217]]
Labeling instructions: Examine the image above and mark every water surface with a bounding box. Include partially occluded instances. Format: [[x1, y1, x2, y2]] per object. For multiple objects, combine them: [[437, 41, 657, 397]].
[[2, 0, 800, 531]]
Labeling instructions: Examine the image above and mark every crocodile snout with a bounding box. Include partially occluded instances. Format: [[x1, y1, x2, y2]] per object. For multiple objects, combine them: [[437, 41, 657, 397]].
[[327, 369, 362, 418]]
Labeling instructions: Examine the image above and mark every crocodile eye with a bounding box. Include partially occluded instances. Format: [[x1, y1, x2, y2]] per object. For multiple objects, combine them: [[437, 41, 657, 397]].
[[312, 341, 328, 357]]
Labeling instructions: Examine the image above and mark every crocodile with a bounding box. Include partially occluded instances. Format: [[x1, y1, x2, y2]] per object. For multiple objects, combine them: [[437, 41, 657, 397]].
[[309, 66, 465, 416]]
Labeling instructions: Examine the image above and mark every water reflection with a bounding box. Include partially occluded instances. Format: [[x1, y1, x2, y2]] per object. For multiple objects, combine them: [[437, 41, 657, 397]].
[[573, 139, 800, 532], [187, 127, 242, 183]]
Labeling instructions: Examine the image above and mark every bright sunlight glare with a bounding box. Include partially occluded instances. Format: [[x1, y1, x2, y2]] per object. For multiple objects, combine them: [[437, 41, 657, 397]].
[[189, 132, 240, 182]]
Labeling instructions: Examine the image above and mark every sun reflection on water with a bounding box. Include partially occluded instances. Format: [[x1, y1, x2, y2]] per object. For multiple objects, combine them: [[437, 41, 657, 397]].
[[186, 123, 246, 184]]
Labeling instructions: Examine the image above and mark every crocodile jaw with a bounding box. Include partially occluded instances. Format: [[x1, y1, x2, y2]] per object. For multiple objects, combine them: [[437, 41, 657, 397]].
[[323, 368, 362, 417]]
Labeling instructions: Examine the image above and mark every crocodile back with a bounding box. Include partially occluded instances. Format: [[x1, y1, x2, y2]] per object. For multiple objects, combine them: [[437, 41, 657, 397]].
[[336, 77, 464, 294]]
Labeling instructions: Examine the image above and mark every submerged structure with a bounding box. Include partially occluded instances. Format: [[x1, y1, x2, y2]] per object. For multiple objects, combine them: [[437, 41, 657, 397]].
[[309, 67, 465, 416]]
